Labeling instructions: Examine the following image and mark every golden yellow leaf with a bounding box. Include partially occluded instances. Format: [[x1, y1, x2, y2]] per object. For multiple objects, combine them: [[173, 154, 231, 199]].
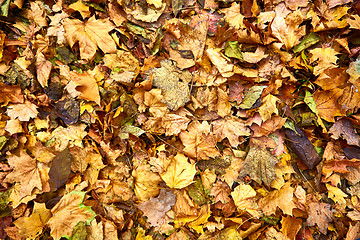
[[231, 183, 259, 217], [14, 203, 51, 239], [258, 94, 280, 122], [68, 0, 91, 19], [160, 153, 196, 189], [212, 117, 250, 147], [326, 183, 348, 205], [309, 47, 339, 76], [206, 48, 234, 78], [219, 2, 244, 29], [133, 164, 162, 202], [63, 16, 116, 60]]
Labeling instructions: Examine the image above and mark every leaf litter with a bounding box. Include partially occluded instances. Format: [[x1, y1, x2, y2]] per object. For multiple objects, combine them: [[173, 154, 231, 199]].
[[1, 0, 360, 239]]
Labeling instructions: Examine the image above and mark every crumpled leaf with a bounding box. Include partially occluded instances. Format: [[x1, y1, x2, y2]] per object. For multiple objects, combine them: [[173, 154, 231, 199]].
[[239, 146, 279, 186], [160, 153, 197, 189], [306, 203, 334, 235], [152, 60, 192, 111], [329, 118, 360, 147], [63, 16, 116, 60], [137, 189, 176, 227], [47, 191, 96, 240]]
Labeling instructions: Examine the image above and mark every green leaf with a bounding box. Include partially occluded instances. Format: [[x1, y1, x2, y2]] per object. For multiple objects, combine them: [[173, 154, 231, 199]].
[[224, 41, 243, 60], [293, 32, 320, 53], [188, 178, 208, 205], [0, 135, 7, 151], [0, 0, 10, 17], [0, 188, 12, 217], [69, 221, 87, 240]]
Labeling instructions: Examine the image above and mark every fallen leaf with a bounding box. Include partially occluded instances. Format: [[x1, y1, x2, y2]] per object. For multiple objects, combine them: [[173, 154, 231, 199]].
[[137, 189, 176, 227], [152, 60, 192, 111], [239, 146, 279, 186], [231, 182, 259, 217], [326, 183, 348, 205], [313, 90, 345, 122], [0, 83, 24, 104], [48, 147, 72, 191], [47, 191, 96, 240], [212, 117, 250, 147], [160, 153, 197, 189], [66, 71, 101, 105], [238, 85, 267, 109], [5, 151, 47, 198], [280, 215, 302, 240], [345, 222, 360, 240], [284, 126, 321, 169], [35, 52, 52, 88], [63, 16, 116, 60], [258, 182, 296, 216], [219, 2, 244, 29], [206, 48, 234, 78], [6, 100, 38, 122], [258, 94, 280, 122], [14, 202, 51, 239], [179, 121, 219, 160], [309, 47, 339, 75], [306, 203, 334, 235], [329, 118, 360, 147], [132, 164, 162, 202]]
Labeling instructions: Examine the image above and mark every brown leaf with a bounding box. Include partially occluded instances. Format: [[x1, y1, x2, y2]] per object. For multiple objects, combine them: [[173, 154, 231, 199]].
[[239, 146, 279, 186], [306, 202, 334, 235], [0, 83, 24, 104], [48, 147, 72, 191], [284, 126, 321, 169], [137, 190, 176, 227], [66, 71, 101, 105], [280, 216, 302, 240], [6, 100, 38, 122], [329, 118, 360, 147], [35, 52, 52, 88]]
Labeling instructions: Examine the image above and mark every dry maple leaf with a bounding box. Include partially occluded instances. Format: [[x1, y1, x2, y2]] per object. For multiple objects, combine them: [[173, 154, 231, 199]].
[[239, 146, 279, 186], [258, 94, 280, 122], [313, 90, 345, 122], [63, 16, 116, 60], [7, 100, 38, 122], [212, 117, 250, 147], [66, 71, 101, 105], [14, 202, 51, 239], [206, 48, 234, 78], [219, 2, 244, 29], [5, 151, 47, 198], [309, 47, 339, 75], [47, 191, 96, 240], [179, 121, 219, 160], [271, 9, 306, 50], [137, 190, 176, 227], [258, 182, 296, 216], [306, 202, 334, 235], [160, 153, 197, 189]]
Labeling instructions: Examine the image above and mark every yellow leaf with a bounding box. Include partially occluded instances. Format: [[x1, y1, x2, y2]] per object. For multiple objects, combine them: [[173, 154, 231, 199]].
[[219, 2, 244, 29], [231, 183, 260, 217], [66, 71, 101, 105], [326, 183, 348, 205], [146, 0, 163, 8], [14, 203, 51, 239], [68, 0, 91, 19], [160, 153, 196, 189], [133, 164, 162, 202], [309, 47, 339, 75], [63, 16, 116, 60], [258, 94, 280, 122]]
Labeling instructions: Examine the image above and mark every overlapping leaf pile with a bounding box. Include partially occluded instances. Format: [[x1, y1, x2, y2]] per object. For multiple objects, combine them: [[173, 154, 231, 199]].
[[2, 0, 360, 239]]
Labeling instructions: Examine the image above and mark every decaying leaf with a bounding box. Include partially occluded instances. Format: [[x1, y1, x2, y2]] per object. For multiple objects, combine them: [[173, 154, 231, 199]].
[[239, 146, 279, 186], [306, 203, 334, 235]]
